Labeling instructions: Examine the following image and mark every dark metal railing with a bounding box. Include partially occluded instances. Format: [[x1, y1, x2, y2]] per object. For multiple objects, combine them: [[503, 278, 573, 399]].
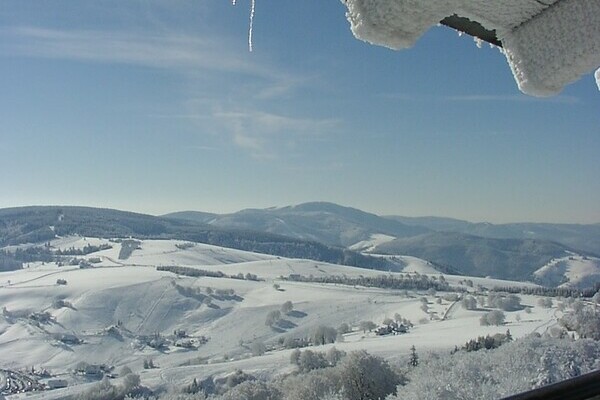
[[500, 369, 600, 400]]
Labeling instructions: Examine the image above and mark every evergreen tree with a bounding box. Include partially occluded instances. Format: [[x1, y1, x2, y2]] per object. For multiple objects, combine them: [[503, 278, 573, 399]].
[[409, 345, 419, 367]]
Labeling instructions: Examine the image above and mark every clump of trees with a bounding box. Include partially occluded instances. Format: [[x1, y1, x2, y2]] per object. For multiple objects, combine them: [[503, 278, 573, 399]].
[[164, 335, 600, 400], [538, 297, 553, 308], [175, 242, 195, 250], [171, 282, 206, 302], [279, 335, 310, 349], [559, 304, 600, 340], [360, 320, 377, 333], [157, 265, 262, 282], [443, 293, 460, 302], [274, 325, 340, 350], [480, 310, 506, 326], [55, 243, 112, 256], [281, 301, 293, 314], [158, 266, 226, 278], [143, 358, 156, 369], [462, 295, 477, 310], [265, 310, 282, 327], [455, 331, 512, 353], [78, 371, 141, 400], [337, 323, 351, 334], [337, 350, 403, 400], [311, 325, 339, 345], [487, 293, 522, 311], [52, 298, 73, 309], [250, 341, 266, 356], [491, 285, 594, 298], [391, 335, 600, 400], [208, 350, 401, 400], [1, 247, 54, 264], [290, 348, 343, 372], [285, 272, 452, 292]]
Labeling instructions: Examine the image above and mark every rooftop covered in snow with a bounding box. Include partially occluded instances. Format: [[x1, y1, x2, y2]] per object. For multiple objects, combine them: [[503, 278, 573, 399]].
[[341, 0, 600, 96]]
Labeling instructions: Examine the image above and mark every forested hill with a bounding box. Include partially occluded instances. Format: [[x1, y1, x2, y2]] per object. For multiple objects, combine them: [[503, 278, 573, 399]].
[[386, 216, 600, 255], [373, 232, 575, 282], [165, 202, 430, 248], [0, 206, 393, 272]]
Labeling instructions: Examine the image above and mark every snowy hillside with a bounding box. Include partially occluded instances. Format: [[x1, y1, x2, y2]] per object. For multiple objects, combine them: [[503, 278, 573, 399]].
[[534, 253, 600, 289], [165, 202, 429, 248], [373, 231, 571, 283], [0, 236, 581, 398], [165, 203, 597, 285]]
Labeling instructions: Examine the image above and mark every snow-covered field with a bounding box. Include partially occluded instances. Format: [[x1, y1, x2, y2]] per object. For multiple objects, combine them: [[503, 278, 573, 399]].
[[0, 237, 570, 398]]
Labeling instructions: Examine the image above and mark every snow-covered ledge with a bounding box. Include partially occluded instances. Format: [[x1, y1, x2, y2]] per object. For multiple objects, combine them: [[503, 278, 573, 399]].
[[341, 0, 600, 96]]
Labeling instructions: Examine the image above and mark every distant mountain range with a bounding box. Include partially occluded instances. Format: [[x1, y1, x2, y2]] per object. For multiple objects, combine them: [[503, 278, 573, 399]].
[[0, 206, 393, 272], [372, 232, 572, 282], [165, 202, 600, 286], [165, 202, 600, 255], [387, 215, 600, 255], [166, 202, 428, 248], [1, 203, 598, 287]]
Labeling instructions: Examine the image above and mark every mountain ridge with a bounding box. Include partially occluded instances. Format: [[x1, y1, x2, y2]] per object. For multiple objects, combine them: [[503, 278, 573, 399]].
[[0, 205, 393, 272]]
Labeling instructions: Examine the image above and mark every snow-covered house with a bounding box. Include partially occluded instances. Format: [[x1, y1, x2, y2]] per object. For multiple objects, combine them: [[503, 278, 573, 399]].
[[84, 364, 103, 376], [341, 0, 600, 96], [375, 321, 409, 336]]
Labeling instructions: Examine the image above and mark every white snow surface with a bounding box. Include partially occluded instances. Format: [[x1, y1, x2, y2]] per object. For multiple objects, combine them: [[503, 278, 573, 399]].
[[348, 233, 396, 252], [0, 238, 564, 398], [596, 68, 600, 90], [342, 0, 600, 96], [502, 0, 600, 96]]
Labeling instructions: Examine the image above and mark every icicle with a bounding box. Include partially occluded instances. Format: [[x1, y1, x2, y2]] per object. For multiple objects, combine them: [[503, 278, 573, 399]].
[[231, 0, 255, 52], [248, 0, 256, 52]]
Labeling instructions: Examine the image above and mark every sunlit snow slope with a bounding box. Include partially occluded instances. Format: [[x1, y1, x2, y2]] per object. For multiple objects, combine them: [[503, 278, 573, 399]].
[[0, 237, 570, 399]]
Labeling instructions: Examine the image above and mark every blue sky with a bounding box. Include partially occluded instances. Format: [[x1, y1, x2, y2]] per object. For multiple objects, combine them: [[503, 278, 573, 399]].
[[0, 1, 598, 223]]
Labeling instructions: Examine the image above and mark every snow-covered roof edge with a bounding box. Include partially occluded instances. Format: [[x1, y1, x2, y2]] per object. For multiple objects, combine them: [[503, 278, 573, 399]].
[[341, 0, 600, 97]]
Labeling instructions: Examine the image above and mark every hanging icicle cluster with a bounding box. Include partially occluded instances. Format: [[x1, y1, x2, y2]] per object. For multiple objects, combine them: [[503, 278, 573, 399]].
[[232, 0, 256, 52]]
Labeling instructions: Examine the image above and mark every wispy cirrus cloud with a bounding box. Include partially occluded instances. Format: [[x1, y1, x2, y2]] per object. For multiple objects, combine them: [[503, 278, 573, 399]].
[[152, 105, 341, 159], [212, 109, 340, 159], [0, 26, 275, 78], [1, 26, 339, 159]]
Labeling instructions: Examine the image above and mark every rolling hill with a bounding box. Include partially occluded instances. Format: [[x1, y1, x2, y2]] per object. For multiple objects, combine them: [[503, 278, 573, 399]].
[[372, 232, 575, 282], [166, 202, 597, 285], [386, 216, 600, 255], [165, 202, 429, 248], [0, 237, 566, 398], [0, 206, 393, 272]]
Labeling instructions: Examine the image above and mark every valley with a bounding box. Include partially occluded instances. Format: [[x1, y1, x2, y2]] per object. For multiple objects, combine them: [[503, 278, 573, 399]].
[[0, 236, 589, 399]]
